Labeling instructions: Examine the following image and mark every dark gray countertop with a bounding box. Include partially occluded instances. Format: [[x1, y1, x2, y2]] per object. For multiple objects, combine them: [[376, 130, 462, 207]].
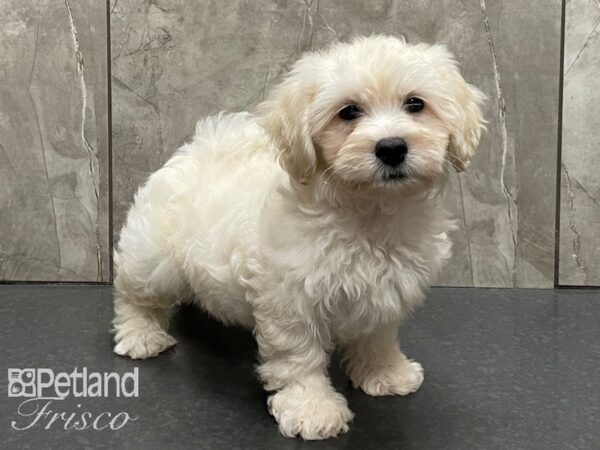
[[1, 285, 599, 449]]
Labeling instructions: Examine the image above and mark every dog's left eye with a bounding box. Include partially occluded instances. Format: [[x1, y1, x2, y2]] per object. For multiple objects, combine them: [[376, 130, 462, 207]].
[[405, 97, 425, 113], [338, 105, 363, 121]]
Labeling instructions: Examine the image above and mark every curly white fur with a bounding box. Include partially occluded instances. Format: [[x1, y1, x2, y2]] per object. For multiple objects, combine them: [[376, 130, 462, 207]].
[[112, 35, 485, 440]]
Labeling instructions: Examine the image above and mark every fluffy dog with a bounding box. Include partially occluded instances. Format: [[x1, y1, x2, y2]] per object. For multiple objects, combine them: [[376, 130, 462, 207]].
[[112, 35, 485, 440]]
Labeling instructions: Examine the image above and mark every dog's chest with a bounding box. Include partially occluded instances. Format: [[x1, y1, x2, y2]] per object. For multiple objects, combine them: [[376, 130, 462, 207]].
[[304, 228, 447, 338], [260, 190, 453, 337]]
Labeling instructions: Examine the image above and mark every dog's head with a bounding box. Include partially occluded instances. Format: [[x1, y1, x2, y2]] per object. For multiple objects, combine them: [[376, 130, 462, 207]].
[[258, 35, 485, 192]]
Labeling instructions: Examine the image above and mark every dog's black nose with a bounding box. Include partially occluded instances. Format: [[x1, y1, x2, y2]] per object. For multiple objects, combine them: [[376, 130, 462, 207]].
[[375, 137, 408, 167]]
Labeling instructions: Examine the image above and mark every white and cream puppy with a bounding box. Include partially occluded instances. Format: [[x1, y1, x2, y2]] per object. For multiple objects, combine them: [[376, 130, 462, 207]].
[[112, 35, 485, 440]]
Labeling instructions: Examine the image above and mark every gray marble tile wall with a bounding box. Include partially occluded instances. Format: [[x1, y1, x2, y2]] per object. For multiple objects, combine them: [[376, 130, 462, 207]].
[[0, 0, 110, 281], [110, 0, 561, 288], [559, 0, 600, 286], [2, 1, 596, 287]]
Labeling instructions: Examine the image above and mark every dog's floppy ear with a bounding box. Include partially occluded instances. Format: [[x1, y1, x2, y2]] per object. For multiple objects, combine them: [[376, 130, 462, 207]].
[[423, 44, 486, 172], [257, 58, 320, 183], [446, 79, 486, 172]]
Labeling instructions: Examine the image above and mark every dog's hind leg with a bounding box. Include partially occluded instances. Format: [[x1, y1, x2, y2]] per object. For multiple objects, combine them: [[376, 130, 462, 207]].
[[112, 292, 178, 359], [111, 249, 185, 359]]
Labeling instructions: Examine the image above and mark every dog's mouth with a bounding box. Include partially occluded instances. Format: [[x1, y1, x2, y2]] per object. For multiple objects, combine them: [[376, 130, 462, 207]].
[[382, 170, 408, 182]]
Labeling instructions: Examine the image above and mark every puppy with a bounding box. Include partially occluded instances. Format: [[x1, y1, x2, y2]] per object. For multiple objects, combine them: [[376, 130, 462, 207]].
[[112, 35, 485, 440]]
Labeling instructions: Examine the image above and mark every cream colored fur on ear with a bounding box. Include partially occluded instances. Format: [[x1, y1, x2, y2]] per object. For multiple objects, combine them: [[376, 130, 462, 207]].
[[257, 56, 321, 183], [448, 80, 486, 172], [421, 44, 486, 172]]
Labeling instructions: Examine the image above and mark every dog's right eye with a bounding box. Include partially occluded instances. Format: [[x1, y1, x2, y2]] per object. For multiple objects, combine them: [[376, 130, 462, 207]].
[[338, 105, 363, 121]]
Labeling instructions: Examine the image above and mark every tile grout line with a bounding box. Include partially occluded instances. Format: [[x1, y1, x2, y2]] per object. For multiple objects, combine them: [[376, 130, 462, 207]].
[[106, 0, 114, 284], [0, 280, 112, 286], [554, 0, 566, 288]]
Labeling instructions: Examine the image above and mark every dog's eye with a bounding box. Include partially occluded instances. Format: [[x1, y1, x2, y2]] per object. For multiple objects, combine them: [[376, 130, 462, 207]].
[[338, 105, 363, 121], [405, 97, 425, 113]]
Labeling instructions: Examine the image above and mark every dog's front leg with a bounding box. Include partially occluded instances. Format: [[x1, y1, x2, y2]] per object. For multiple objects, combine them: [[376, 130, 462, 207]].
[[343, 323, 424, 396], [253, 302, 353, 440]]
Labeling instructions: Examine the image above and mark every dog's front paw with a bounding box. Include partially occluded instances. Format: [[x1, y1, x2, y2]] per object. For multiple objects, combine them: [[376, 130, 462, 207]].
[[267, 384, 354, 440], [353, 360, 424, 396], [113, 328, 177, 359]]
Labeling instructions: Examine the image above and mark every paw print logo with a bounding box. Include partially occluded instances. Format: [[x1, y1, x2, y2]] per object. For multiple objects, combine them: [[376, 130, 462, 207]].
[[7, 369, 36, 397]]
